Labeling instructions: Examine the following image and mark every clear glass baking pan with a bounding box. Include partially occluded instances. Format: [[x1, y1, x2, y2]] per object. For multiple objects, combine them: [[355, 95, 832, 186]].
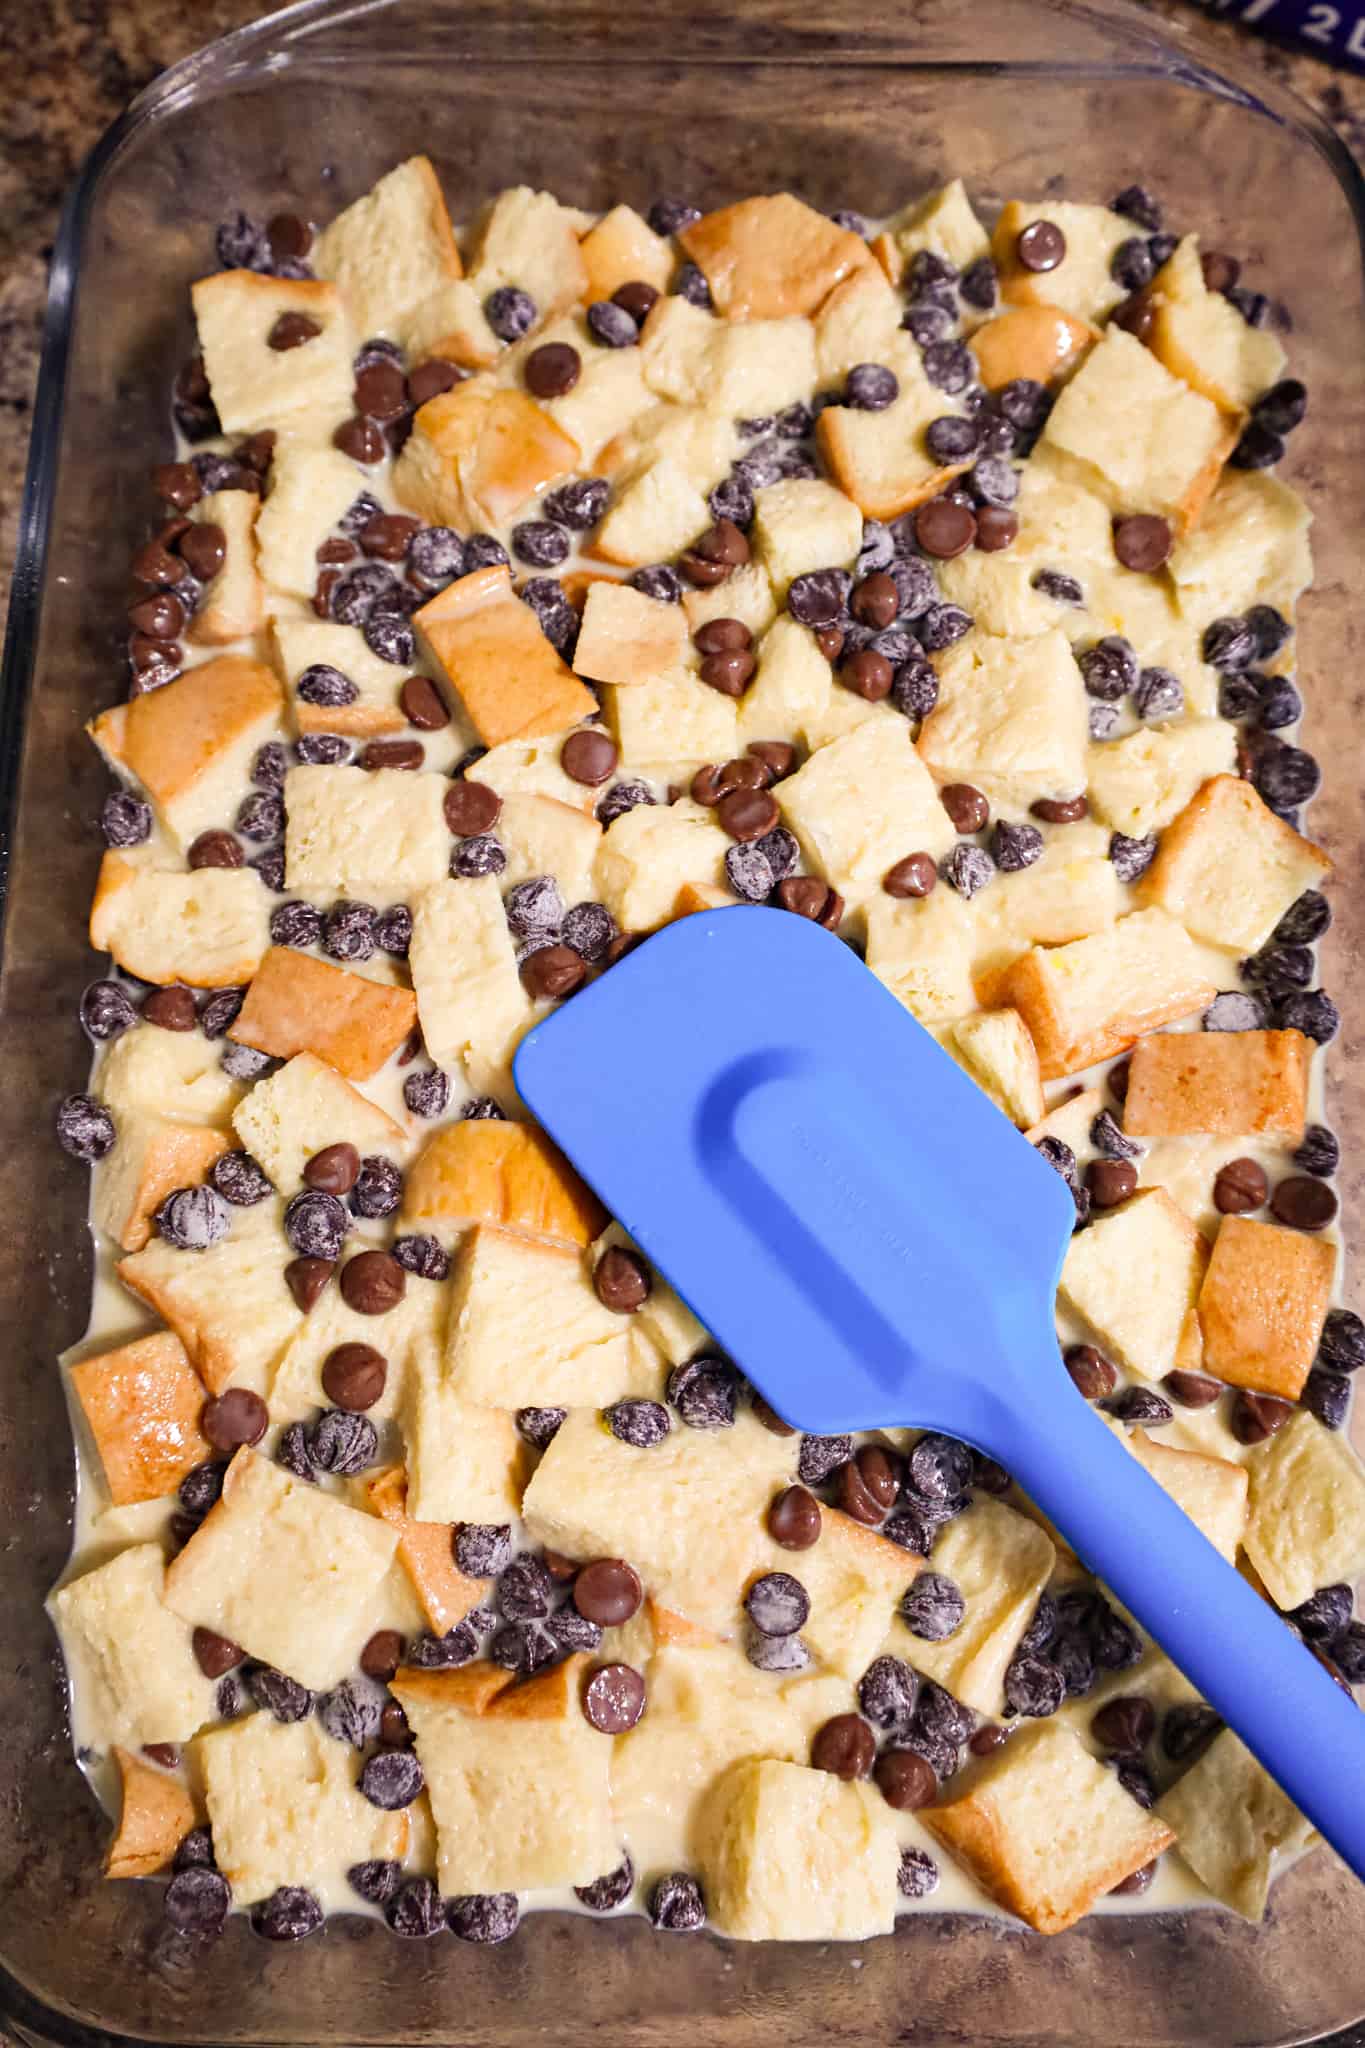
[[3, 0, 1364, 2039]]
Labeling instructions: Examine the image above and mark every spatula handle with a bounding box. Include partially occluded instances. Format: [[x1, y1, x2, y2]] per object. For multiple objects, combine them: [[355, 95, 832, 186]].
[[1001, 1393, 1365, 1882]]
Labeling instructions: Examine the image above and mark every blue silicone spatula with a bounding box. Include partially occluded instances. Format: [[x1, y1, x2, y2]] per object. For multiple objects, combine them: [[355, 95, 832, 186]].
[[515, 906, 1365, 1883]]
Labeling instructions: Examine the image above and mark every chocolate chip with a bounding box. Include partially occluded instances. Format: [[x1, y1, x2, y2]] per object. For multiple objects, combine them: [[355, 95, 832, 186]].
[[845, 363, 899, 410], [767, 1485, 822, 1550], [187, 830, 243, 871], [774, 876, 843, 926], [941, 843, 995, 899], [339, 1250, 406, 1316], [284, 1188, 350, 1261], [485, 286, 537, 341], [164, 1866, 231, 1938], [283, 1257, 331, 1322], [1319, 1309, 1365, 1376], [454, 1523, 513, 1578], [667, 1356, 740, 1429], [447, 1892, 520, 1944], [1213, 1156, 1268, 1214], [1164, 1369, 1223, 1410], [1113, 514, 1172, 572], [1065, 1344, 1117, 1399], [561, 900, 617, 962], [1032, 794, 1089, 824], [836, 1445, 900, 1525], [901, 1571, 966, 1641], [1105, 1386, 1174, 1427], [680, 518, 750, 587], [156, 1184, 231, 1251], [859, 1654, 919, 1734], [798, 1432, 853, 1485], [550, 727, 616, 791], [840, 647, 894, 701], [882, 852, 938, 900], [583, 1662, 646, 1734], [317, 1674, 385, 1750], [1017, 219, 1066, 271], [716, 787, 780, 842], [1080, 636, 1139, 702], [606, 1398, 670, 1448], [359, 1748, 424, 1810], [1003, 1652, 1066, 1719], [991, 820, 1044, 873], [1203, 991, 1270, 1033], [573, 1557, 643, 1627], [297, 1143, 358, 1200], [322, 898, 378, 962], [921, 340, 975, 394], [320, 1340, 388, 1412], [915, 496, 976, 559], [520, 943, 587, 1000], [1270, 1175, 1337, 1232], [190, 1626, 244, 1679], [875, 1747, 937, 1811], [1133, 666, 1183, 723], [1278, 990, 1339, 1045], [267, 311, 321, 352], [1109, 831, 1158, 884], [200, 1386, 268, 1454], [141, 983, 197, 1032], [575, 1855, 635, 1913], [525, 341, 580, 398], [1231, 1391, 1295, 1445], [209, 1150, 272, 1208], [745, 1571, 809, 1636], [1086, 1157, 1138, 1210]]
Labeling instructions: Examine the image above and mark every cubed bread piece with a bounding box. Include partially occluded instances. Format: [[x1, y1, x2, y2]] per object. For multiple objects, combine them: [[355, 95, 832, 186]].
[[312, 155, 462, 338], [1168, 469, 1312, 626], [188, 491, 263, 644], [392, 1655, 616, 1890], [199, 1713, 409, 1910], [594, 803, 732, 932], [229, 948, 416, 1081], [680, 194, 870, 321], [607, 671, 738, 778], [736, 616, 834, 748], [885, 1496, 1055, 1715], [117, 1200, 303, 1397], [283, 763, 450, 896], [1147, 237, 1286, 415], [970, 305, 1095, 391], [925, 1719, 1174, 1932], [596, 399, 740, 496], [697, 1758, 899, 1941], [580, 204, 673, 300], [69, 1332, 213, 1507], [814, 267, 904, 382], [400, 1119, 606, 1247], [592, 1222, 709, 1366], [865, 887, 980, 1027], [751, 1508, 918, 1682], [87, 653, 284, 854], [99, 1023, 244, 1128], [1059, 1189, 1209, 1382], [1042, 326, 1235, 532], [231, 1050, 405, 1192], [408, 877, 532, 1074], [106, 1747, 196, 1879], [192, 273, 354, 436], [502, 315, 654, 466], [1002, 907, 1218, 1079], [946, 1010, 1045, 1128], [50, 1544, 216, 1747], [1142, 775, 1331, 955], [394, 379, 580, 529], [1156, 1729, 1313, 1920], [991, 200, 1134, 323], [872, 180, 990, 284], [1119, 1425, 1248, 1561], [682, 563, 777, 650], [480, 790, 601, 906], [90, 857, 271, 989], [751, 478, 864, 602], [1197, 1217, 1334, 1401], [475, 731, 597, 816], [400, 279, 501, 372], [971, 825, 1124, 1005], [270, 613, 410, 737], [1025, 1085, 1105, 1159], [779, 718, 955, 903], [817, 344, 966, 521], [164, 1448, 398, 1688], [92, 1111, 231, 1253], [638, 296, 819, 415], [399, 1344, 529, 1525], [466, 185, 588, 321], [416, 565, 595, 744], [445, 1224, 661, 1408], [917, 629, 1088, 811], [1013, 445, 1118, 568], [1123, 1030, 1309, 1141], [523, 1408, 794, 1632], [574, 579, 689, 685], [1086, 721, 1237, 841], [269, 1268, 446, 1425], [591, 454, 712, 568], [1242, 1410, 1365, 1612], [255, 446, 368, 598], [363, 1466, 486, 1635]]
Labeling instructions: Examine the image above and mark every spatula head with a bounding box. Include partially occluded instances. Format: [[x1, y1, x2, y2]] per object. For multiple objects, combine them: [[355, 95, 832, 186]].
[[514, 907, 1077, 1439]]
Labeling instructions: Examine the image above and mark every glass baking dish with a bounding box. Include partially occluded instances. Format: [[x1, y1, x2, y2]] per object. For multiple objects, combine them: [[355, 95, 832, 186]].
[[3, 0, 1364, 2039]]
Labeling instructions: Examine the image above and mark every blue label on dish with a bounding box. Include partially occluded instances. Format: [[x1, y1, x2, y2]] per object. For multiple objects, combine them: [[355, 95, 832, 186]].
[[1194, 0, 1365, 73]]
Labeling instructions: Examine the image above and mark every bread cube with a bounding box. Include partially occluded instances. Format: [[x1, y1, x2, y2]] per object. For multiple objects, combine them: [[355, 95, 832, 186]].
[[400, 278, 501, 371], [229, 948, 416, 1081], [918, 628, 1088, 811], [1013, 445, 1118, 568], [698, 1758, 898, 1941], [398, 1348, 529, 1526], [475, 731, 598, 815], [1002, 907, 1218, 1079], [395, 379, 580, 529], [106, 1746, 196, 1879], [872, 180, 990, 284], [90, 857, 272, 989], [117, 1200, 303, 1397], [1142, 775, 1331, 955], [269, 1267, 446, 1425], [947, 1009, 1045, 1128], [992, 200, 1134, 324], [639, 296, 818, 415], [735, 616, 833, 748], [445, 1224, 661, 1409], [817, 343, 966, 521], [814, 267, 904, 382], [92, 1111, 231, 1253], [187, 490, 263, 644], [751, 478, 863, 602], [1119, 1425, 1248, 1561], [200, 1713, 409, 1910], [1060, 1189, 1209, 1382], [98, 1022, 244, 1129], [1086, 722, 1236, 845], [69, 1332, 212, 1508], [779, 718, 955, 903], [1242, 1410, 1365, 1612], [680, 193, 871, 321], [592, 1222, 709, 1366], [416, 565, 595, 744], [504, 314, 655, 466], [283, 762, 451, 898], [1197, 1216, 1334, 1401], [466, 185, 588, 321], [312, 155, 461, 338], [1168, 469, 1312, 627], [574, 579, 689, 685], [400, 1119, 606, 1247], [522, 1408, 794, 1633], [192, 273, 354, 436], [1025, 1085, 1105, 1159], [363, 1466, 486, 1636], [750, 1507, 918, 1682], [88, 653, 284, 854], [270, 613, 410, 737], [1041, 327, 1235, 533], [1158, 1728, 1313, 1919], [165, 1448, 397, 1688], [580, 204, 673, 300], [478, 790, 598, 907], [594, 803, 732, 931], [971, 825, 1124, 1005], [596, 398, 740, 495], [50, 1544, 216, 1747], [607, 670, 739, 778], [887, 1496, 1056, 1714], [925, 1719, 1174, 1932], [970, 305, 1094, 391], [231, 1051, 404, 1193], [591, 454, 712, 568], [1123, 1030, 1309, 1141], [865, 887, 980, 1027], [408, 876, 531, 1073], [1148, 237, 1286, 415], [254, 446, 365, 598]]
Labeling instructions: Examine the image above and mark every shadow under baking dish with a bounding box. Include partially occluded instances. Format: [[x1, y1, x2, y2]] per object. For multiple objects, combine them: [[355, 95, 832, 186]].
[[3, 0, 1365, 2041]]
